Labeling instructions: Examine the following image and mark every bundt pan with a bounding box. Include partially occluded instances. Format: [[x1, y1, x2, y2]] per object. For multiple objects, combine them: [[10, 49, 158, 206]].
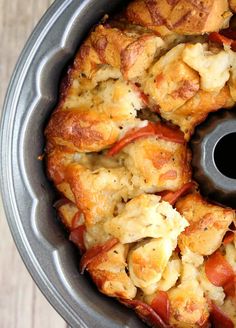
[[0, 0, 144, 327]]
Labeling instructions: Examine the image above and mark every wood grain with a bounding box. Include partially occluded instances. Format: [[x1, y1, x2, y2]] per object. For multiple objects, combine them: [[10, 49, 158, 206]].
[[0, 0, 67, 327]]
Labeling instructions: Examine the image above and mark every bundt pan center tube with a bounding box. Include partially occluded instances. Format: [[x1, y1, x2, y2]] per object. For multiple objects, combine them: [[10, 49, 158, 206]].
[[191, 110, 236, 208]]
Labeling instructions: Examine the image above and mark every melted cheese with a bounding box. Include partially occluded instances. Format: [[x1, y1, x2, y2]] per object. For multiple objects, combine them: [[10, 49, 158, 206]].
[[104, 194, 189, 244], [199, 270, 225, 306], [144, 44, 199, 112], [128, 238, 173, 291], [64, 79, 143, 120], [225, 242, 236, 271], [168, 262, 209, 327], [155, 258, 181, 292], [183, 43, 230, 92], [181, 248, 204, 268]]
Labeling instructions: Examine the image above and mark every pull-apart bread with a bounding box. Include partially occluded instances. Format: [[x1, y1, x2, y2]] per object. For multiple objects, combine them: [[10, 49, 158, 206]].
[[45, 1, 236, 327]]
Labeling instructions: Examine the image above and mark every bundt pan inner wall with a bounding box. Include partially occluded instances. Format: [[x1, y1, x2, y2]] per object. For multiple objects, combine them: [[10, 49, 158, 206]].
[[0, 0, 144, 327]]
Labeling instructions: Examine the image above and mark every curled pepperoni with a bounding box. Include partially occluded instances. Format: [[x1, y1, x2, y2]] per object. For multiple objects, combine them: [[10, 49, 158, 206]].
[[120, 298, 170, 328], [80, 238, 119, 274], [107, 122, 185, 156]]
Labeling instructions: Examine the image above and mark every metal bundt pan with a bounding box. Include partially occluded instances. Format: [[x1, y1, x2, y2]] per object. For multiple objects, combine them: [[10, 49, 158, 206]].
[[0, 0, 144, 327], [191, 110, 236, 208]]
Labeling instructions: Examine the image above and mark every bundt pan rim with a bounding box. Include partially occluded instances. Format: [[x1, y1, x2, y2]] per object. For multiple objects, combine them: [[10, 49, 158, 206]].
[[0, 0, 144, 327]]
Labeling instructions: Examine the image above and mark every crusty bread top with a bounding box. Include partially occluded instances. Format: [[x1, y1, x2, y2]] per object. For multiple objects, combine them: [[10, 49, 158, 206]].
[[126, 0, 231, 35]]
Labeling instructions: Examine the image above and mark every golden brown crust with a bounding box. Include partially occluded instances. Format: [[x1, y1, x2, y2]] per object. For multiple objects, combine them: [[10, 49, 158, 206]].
[[229, 0, 236, 12], [121, 34, 163, 80], [143, 43, 200, 113], [126, 0, 231, 35], [168, 282, 209, 327], [45, 109, 119, 153], [56, 200, 81, 230], [65, 164, 133, 226], [46, 148, 73, 184], [90, 25, 133, 67], [87, 243, 137, 299], [160, 85, 234, 140], [76, 24, 163, 80], [122, 137, 191, 192], [176, 193, 235, 255]]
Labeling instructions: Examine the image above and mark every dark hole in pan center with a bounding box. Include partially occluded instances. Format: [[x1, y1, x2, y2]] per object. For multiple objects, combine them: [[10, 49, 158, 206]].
[[214, 132, 236, 179]]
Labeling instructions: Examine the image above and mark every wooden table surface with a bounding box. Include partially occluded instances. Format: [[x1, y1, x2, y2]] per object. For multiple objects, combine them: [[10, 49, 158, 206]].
[[0, 0, 68, 327]]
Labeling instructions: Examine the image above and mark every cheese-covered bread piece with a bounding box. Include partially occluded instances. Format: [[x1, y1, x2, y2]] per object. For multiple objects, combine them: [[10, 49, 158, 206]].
[[155, 257, 181, 292], [122, 137, 191, 193], [199, 269, 225, 306], [104, 194, 188, 244], [45, 77, 146, 153], [182, 43, 231, 93], [141, 43, 234, 139], [126, 0, 231, 36], [176, 193, 235, 255], [229, 0, 236, 12], [77, 24, 164, 80], [163, 86, 234, 140], [143, 44, 200, 112], [62, 79, 143, 120], [65, 164, 134, 225], [168, 263, 209, 327], [128, 238, 173, 294], [225, 241, 236, 271], [56, 200, 81, 230], [45, 109, 120, 153], [87, 243, 137, 299]]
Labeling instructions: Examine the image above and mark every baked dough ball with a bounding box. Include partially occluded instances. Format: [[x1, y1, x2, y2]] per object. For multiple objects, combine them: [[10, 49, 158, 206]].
[[163, 86, 234, 140], [62, 79, 144, 120], [168, 263, 209, 328], [143, 44, 200, 112], [56, 200, 81, 230], [176, 193, 235, 255], [77, 24, 164, 80], [182, 43, 231, 92], [121, 136, 191, 192], [126, 0, 231, 36], [229, 0, 236, 12], [45, 77, 147, 153], [87, 243, 137, 299], [45, 109, 120, 153], [141, 256, 181, 305], [199, 269, 225, 306], [104, 194, 188, 244], [142, 42, 235, 139], [128, 238, 173, 293], [65, 164, 134, 225]]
